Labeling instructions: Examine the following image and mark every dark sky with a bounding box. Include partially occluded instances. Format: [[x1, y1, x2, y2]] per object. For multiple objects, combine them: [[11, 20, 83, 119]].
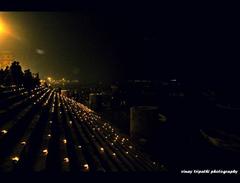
[[0, 12, 143, 83], [0, 8, 239, 86]]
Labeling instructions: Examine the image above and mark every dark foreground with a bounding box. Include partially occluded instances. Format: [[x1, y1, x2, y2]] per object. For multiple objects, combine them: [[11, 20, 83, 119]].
[[0, 86, 161, 172]]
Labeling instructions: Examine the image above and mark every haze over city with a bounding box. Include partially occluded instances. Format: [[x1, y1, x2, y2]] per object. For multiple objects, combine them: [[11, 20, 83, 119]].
[[0, 12, 143, 83]]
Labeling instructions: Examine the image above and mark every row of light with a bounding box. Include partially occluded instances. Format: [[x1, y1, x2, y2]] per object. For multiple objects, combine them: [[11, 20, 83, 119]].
[[66, 96, 160, 169], [60, 95, 93, 171], [43, 90, 54, 106], [22, 90, 157, 171], [9, 87, 52, 165], [60, 94, 137, 164], [65, 94, 158, 169], [59, 95, 91, 171], [0, 88, 47, 137], [64, 95, 133, 162], [34, 89, 50, 104]]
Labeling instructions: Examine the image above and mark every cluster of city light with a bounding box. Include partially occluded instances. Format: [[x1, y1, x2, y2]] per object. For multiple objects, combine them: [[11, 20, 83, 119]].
[[29, 87, 47, 101], [45, 77, 76, 85], [1, 87, 159, 171], [8, 87, 53, 167], [4, 87, 57, 170], [68, 92, 160, 170], [62, 94, 146, 163]]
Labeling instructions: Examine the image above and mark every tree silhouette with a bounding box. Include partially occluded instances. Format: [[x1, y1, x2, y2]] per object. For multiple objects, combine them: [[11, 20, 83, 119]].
[[0, 61, 40, 89], [10, 61, 24, 86], [3, 66, 11, 86], [0, 69, 4, 84]]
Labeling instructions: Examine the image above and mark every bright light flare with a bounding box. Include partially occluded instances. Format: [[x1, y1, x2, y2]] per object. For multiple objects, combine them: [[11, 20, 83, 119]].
[[0, 19, 7, 34], [0, 15, 21, 41]]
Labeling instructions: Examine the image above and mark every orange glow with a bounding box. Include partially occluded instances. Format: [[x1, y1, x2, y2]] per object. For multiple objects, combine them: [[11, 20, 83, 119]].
[[0, 15, 20, 41], [0, 17, 12, 40], [0, 51, 13, 69], [0, 19, 7, 34]]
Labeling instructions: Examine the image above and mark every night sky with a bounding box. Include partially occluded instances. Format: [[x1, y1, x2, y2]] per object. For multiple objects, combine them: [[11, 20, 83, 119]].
[[0, 9, 240, 86], [0, 12, 143, 83]]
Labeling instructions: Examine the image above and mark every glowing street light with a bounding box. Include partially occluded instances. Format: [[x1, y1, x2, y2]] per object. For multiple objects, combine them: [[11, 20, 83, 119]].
[[0, 17, 14, 41], [0, 15, 21, 41], [0, 19, 8, 35]]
